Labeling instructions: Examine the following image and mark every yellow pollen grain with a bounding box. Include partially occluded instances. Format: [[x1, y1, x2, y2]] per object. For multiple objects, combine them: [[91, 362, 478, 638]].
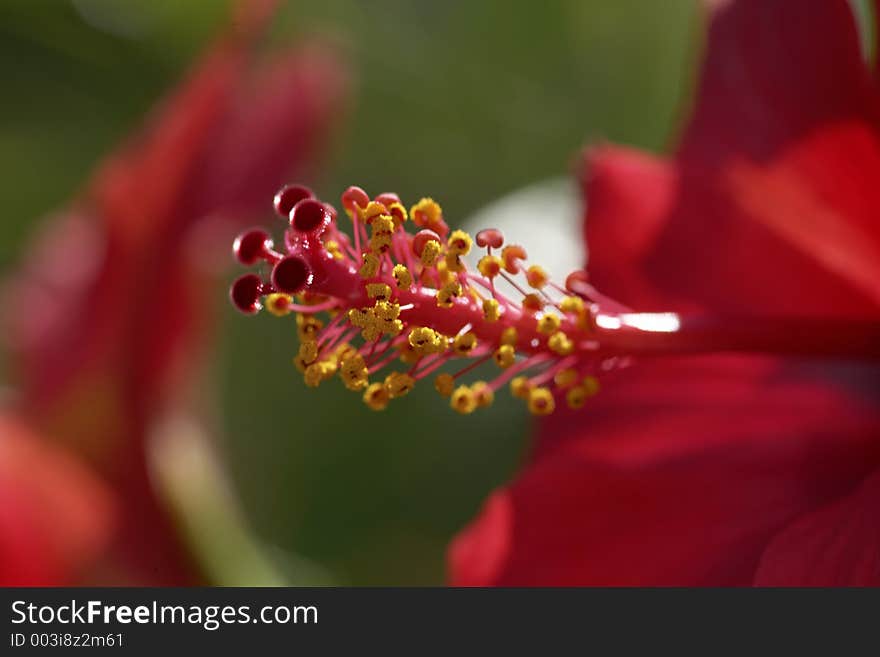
[[525, 265, 549, 289], [536, 312, 561, 335], [410, 198, 443, 232], [265, 293, 292, 317], [340, 354, 369, 391], [560, 296, 585, 314], [363, 382, 390, 410], [453, 332, 477, 355], [392, 264, 412, 289], [447, 230, 473, 256], [482, 298, 500, 322], [582, 375, 600, 397], [553, 368, 579, 388], [444, 252, 465, 273], [472, 381, 494, 408], [450, 385, 477, 414], [493, 344, 515, 369], [298, 340, 319, 365], [360, 252, 380, 278], [369, 232, 392, 253], [371, 215, 395, 235], [420, 240, 442, 267], [366, 283, 392, 301], [296, 314, 324, 340], [434, 373, 455, 397], [566, 385, 588, 409], [477, 255, 503, 279], [527, 387, 555, 415], [437, 281, 462, 308], [384, 372, 415, 398], [548, 331, 574, 356], [500, 327, 519, 347], [324, 240, 344, 261], [510, 376, 532, 399]]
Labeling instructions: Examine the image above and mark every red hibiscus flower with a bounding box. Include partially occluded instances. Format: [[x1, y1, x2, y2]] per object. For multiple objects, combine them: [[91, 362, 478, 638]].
[[2, 0, 347, 584], [449, 0, 880, 585]]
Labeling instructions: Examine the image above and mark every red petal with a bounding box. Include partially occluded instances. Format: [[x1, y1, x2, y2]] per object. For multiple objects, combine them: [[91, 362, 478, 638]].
[[2, 1, 347, 584], [0, 413, 115, 585], [581, 145, 677, 310], [450, 356, 880, 585], [584, 0, 880, 316], [6, 7, 347, 411], [755, 468, 880, 585]]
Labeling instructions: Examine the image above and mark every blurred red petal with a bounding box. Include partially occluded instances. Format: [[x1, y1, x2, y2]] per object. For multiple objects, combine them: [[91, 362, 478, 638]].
[[0, 413, 115, 585], [1, 0, 348, 584], [755, 469, 880, 585], [450, 356, 880, 585], [581, 145, 676, 310], [585, 0, 880, 317]]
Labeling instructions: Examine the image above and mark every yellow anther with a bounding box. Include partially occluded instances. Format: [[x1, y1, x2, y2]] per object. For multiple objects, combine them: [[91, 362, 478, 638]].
[[510, 376, 532, 399], [392, 264, 412, 288], [548, 331, 574, 356], [304, 360, 336, 388], [447, 229, 473, 256], [537, 312, 561, 335], [435, 257, 455, 284], [451, 385, 477, 415], [360, 252, 380, 278], [298, 340, 319, 365], [398, 341, 421, 364], [369, 232, 393, 253], [436, 281, 462, 308], [296, 314, 324, 340], [453, 332, 477, 356], [482, 298, 500, 322], [366, 283, 392, 301], [554, 368, 579, 388], [334, 342, 357, 363], [444, 252, 465, 273], [560, 295, 585, 314], [340, 354, 369, 391], [408, 327, 446, 354], [373, 300, 400, 321], [324, 240, 344, 261], [527, 387, 555, 415], [410, 198, 444, 233], [477, 255, 503, 278], [472, 381, 494, 408], [384, 372, 416, 398], [434, 373, 455, 397], [386, 201, 408, 228], [361, 201, 388, 224], [363, 382, 390, 410], [582, 375, 600, 397], [522, 293, 544, 312], [381, 318, 404, 337], [360, 323, 382, 342], [566, 385, 588, 410], [525, 265, 549, 289], [348, 308, 368, 327], [493, 344, 516, 369], [265, 293, 292, 317], [371, 215, 395, 235], [500, 327, 519, 347], [419, 239, 442, 267], [292, 354, 310, 372]]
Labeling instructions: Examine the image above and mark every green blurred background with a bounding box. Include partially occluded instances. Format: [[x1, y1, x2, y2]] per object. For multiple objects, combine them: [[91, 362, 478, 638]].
[[0, 0, 697, 584]]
